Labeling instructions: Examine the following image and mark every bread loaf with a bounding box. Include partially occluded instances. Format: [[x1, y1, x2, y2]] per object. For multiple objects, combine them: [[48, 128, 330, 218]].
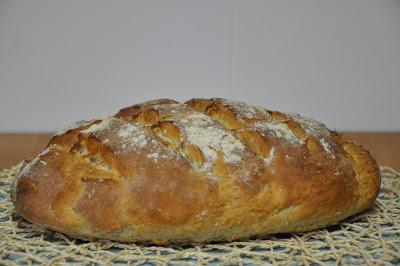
[[11, 98, 381, 244]]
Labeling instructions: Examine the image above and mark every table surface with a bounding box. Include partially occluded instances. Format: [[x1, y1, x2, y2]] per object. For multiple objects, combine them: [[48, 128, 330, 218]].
[[0, 133, 399, 171]]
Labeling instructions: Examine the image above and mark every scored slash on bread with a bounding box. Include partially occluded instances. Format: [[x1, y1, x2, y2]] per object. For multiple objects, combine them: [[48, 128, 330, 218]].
[[11, 98, 380, 244]]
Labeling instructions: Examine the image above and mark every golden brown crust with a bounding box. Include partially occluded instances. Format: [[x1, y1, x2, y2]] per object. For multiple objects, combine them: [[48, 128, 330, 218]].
[[334, 133, 381, 210], [11, 98, 381, 244]]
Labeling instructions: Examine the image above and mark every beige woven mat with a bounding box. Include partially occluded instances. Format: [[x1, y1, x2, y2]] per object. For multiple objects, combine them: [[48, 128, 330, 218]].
[[0, 163, 399, 266]]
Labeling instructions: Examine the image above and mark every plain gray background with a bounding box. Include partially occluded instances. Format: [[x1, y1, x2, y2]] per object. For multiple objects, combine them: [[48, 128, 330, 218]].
[[1, 0, 399, 132]]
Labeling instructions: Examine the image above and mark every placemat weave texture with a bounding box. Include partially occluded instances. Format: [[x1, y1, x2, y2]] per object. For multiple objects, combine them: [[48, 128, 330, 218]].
[[1, 163, 399, 265]]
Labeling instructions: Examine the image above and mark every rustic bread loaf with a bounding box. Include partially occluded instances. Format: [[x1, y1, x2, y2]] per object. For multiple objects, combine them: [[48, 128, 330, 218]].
[[11, 98, 380, 244]]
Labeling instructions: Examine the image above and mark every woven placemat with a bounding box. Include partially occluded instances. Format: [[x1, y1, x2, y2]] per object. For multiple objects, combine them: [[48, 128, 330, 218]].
[[1, 163, 399, 266]]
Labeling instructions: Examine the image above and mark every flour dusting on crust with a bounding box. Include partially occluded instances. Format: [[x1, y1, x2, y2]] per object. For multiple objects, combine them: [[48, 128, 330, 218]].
[[11, 144, 55, 203], [176, 112, 245, 175], [148, 103, 193, 120], [320, 138, 335, 158], [218, 99, 269, 118], [55, 120, 93, 136], [81, 118, 148, 155], [286, 113, 330, 139], [81, 118, 114, 135], [151, 103, 192, 115], [252, 119, 303, 145], [146, 152, 159, 162], [17, 145, 54, 178], [286, 112, 334, 156]]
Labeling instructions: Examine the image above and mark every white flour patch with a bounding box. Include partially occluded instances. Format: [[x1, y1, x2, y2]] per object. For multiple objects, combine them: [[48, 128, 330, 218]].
[[252, 120, 302, 145], [151, 103, 192, 117], [321, 138, 336, 158], [146, 152, 159, 162], [81, 118, 113, 135], [264, 147, 275, 165], [286, 112, 337, 158], [219, 99, 269, 118], [82, 118, 148, 154], [286, 113, 330, 139], [176, 113, 245, 177], [55, 120, 92, 136]]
